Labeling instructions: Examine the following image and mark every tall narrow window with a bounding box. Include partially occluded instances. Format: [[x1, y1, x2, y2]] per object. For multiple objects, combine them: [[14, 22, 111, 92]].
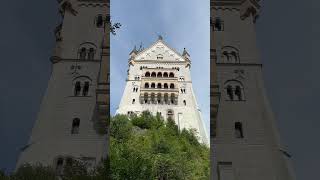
[[235, 122, 244, 138], [164, 93, 169, 104], [96, 15, 103, 27], [74, 81, 81, 96], [226, 85, 233, 100], [56, 158, 64, 175], [87, 48, 95, 60], [235, 86, 242, 100], [183, 100, 186, 106], [144, 93, 148, 104], [82, 81, 89, 96], [71, 118, 80, 134], [157, 93, 161, 104], [171, 93, 175, 104], [151, 93, 155, 104], [80, 48, 86, 60], [132, 99, 135, 104]]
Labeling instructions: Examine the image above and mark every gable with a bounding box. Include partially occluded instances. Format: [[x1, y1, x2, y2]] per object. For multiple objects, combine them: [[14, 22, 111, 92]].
[[134, 41, 185, 62]]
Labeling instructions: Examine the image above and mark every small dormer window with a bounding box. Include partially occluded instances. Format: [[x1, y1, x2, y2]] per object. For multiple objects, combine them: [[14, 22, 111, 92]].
[[157, 54, 163, 60]]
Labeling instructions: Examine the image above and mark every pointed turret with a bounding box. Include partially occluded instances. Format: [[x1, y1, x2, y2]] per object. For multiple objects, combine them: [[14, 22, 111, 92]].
[[129, 45, 138, 59], [182, 48, 190, 61]]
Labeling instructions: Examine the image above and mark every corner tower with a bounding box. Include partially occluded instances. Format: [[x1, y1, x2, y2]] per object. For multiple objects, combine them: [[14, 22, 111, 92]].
[[116, 37, 208, 145], [211, 0, 295, 179], [16, 0, 109, 170]]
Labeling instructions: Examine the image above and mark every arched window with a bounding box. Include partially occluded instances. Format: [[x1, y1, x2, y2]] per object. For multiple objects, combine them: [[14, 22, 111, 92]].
[[163, 72, 168, 78], [164, 83, 168, 89], [80, 48, 86, 60], [235, 85, 242, 101], [87, 48, 95, 60], [157, 93, 162, 104], [151, 72, 156, 77], [151, 83, 156, 88], [56, 157, 64, 175], [145, 72, 150, 77], [183, 100, 186, 106], [144, 93, 148, 104], [224, 80, 245, 101], [157, 72, 162, 77], [170, 93, 175, 104], [169, 72, 174, 78], [74, 81, 81, 96], [78, 43, 97, 60], [71, 118, 80, 134], [132, 99, 135, 104], [157, 83, 162, 89], [164, 93, 169, 104], [151, 93, 155, 104], [145, 83, 149, 88], [170, 83, 175, 89], [82, 81, 89, 96], [96, 15, 103, 28], [235, 122, 244, 138], [73, 76, 92, 97], [227, 85, 233, 100], [220, 46, 240, 63]]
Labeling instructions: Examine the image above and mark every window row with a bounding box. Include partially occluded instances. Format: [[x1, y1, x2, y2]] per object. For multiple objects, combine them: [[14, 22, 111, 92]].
[[145, 71, 175, 78], [224, 80, 245, 101], [144, 82, 175, 89], [140, 93, 184, 105], [79, 47, 95, 60]]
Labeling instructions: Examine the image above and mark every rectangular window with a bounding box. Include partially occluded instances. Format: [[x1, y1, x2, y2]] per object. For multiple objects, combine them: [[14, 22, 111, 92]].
[[234, 122, 244, 138], [218, 162, 235, 180]]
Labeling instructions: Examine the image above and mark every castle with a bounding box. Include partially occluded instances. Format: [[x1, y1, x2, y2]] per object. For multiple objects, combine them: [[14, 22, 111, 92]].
[[116, 36, 209, 145]]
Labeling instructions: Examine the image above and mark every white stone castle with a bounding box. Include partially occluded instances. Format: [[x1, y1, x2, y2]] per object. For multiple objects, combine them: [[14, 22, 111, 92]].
[[16, 0, 109, 172], [116, 36, 209, 145], [211, 0, 295, 179]]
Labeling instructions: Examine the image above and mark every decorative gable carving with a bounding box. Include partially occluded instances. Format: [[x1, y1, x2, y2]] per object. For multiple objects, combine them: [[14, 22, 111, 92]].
[[134, 41, 185, 62]]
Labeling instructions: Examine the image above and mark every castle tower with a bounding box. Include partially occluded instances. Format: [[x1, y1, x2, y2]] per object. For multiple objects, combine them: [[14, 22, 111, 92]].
[[211, 0, 295, 179], [116, 37, 208, 145], [16, 0, 109, 170]]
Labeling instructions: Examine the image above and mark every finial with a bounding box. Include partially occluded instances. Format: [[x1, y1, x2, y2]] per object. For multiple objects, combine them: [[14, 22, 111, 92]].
[[130, 45, 137, 55], [182, 48, 189, 56], [138, 42, 144, 52], [158, 35, 163, 40]]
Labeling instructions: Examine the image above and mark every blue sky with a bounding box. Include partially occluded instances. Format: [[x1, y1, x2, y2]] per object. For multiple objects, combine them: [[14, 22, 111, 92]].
[[110, 0, 210, 135]]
